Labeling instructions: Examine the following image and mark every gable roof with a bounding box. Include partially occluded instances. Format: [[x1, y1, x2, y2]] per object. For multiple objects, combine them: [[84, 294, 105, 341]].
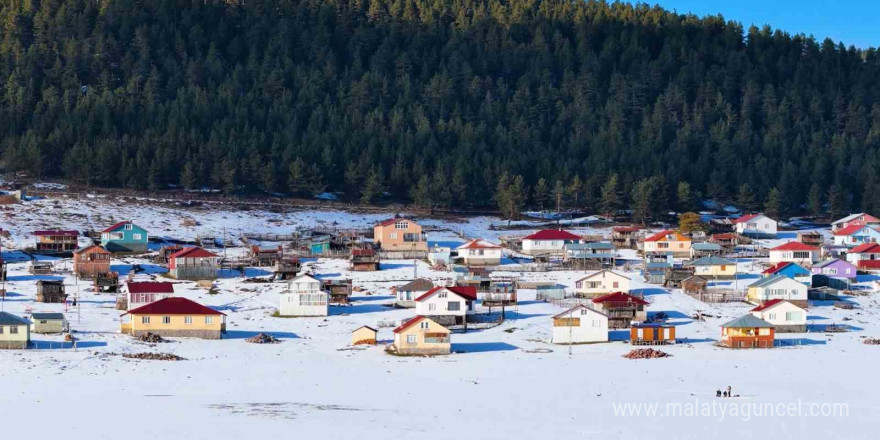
[[770, 242, 818, 252], [722, 314, 774, 328], [102, 221, 142, 233], [850, 242, 880, 254], [592, 291, 649, 305], [762, 262, 808, 275], [168, 246, 218, 260], [686, 256, 734, 266], [398, 278, 434, 292], [126, 281, 175, 294], [734, 213, 767, 224], [576, 269, 630, 282], [33, 230, 78, 237], [74, 244, 109, 254], [749, 274, 800, 288], [376, 218, 417, 227], [354, 325, 378, 333], [750, 298, 804, 313], [832, 224, 876, 236], [691, 242, 722, 251], [552, 304, 608, 319], [812, 259, 853, 269], [393, 316, 448, 334], [123, 297, 224, 316], [644, 230, 689, 242], [32, 312, 65, 320], [0, 312, 30, 326], [833, 213, 880, 226], [289, 274, 321, 284], [414, 286, 478, 302], [457, 239, 502, 250], [523, 229, 582, 241]]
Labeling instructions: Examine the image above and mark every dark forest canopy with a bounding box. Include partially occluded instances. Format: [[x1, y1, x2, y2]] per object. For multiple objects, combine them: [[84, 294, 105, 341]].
[[2, 0, 880, 219]]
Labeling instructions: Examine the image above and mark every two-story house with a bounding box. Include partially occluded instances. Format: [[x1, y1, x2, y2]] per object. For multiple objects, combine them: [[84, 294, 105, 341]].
[[373, 218, 427, 252], [101, 221, 149, 253]]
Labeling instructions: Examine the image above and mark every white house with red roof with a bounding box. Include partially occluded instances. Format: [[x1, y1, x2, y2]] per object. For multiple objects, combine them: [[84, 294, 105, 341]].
[[831, 213, 880, 232], [734, 213, 777, 237], [831, 223, 880, 247], [521, 229, 582, 255], [846, 242, 880, 269], [414, 286, 477, 325], [456, 239, 503, 266], [750, 299, 807, 332], [574, 270, 631, 297], [168, 246, 220, 280], [641, 230, 691, 256], [551, 305, 609, 344], [768, 242, 819, 266], [125, 281, 175, 311], [279, 275, 328, 317]]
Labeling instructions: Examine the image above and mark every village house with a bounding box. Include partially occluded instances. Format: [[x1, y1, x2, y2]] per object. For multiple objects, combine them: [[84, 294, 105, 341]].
[[641, 230, 692, 257], [33, 230, 78, 252], [272, 257, 301, 280], [168, 246, 219, 280], [681, 275, 708, 297], [720, 315, 775, 348], [521, 229, 582, 255], [0, 312, 30, 349], [831, 224, 880, 247], [393, 278, 434, 308], [101, 221, 149, 253], [121, 297, 225, 339], [428, 245, 452, 266], [762, 262, 811, 284], [323, 279, 354, 305], [797, 230, 824, 248], [663, 266, 695, 288], [564, 242, 617, 269], [248, 245, 284, 267], [352, 326, 378, 345], [768, 242, 820, 266], [73, 244, 112, 278], [709, 233, 739, 249], [685, 256, 736, 279], [733, 213, 777, 237], [125, 281, 175, 311], [573, 270, 631, 298], [350, 247, 380, 271], [373, 218, 427, 252], [414, 286, 477, 326], [591, 292, 649, 329], [630, 323, 676, 345], [279, 275, 328, 317], [810, 259, 857, 280], [456, 239, 503, 266], [750, 299, 807, 333], [611, 226, 641, 249], [845, 242, 880, 269], [36, 280, 66, 303], [481, 279, 517, 307], [690, 242, 722, 259], [746, 274, 808, 307], [30, 313, 66, 334], [831, 213, 880, 232], [391, 316, 451, 355], [551, 304, 609, 344]]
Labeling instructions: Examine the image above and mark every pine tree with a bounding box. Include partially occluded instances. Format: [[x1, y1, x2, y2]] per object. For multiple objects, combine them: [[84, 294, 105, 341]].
[[180, 160, 198, 190], [600, 174, 620, 217], [676, 181, 693, 212], [764, 187, 782, 219], [533, 178, 550, 209], [553, 180, 566, 211], [827, 184, 846, 221], [737, 183, 756, 212], [807, 183, 823, 217], [288, 158, 308, 196], [568, 175, 584, 209], [361, 166, 385, 204]]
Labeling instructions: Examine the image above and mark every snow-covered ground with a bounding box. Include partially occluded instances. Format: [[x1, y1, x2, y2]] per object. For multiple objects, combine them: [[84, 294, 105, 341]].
[[0, 195, 877, 439]]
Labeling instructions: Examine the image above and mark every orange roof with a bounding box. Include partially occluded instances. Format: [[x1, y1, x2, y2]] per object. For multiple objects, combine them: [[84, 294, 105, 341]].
[[644, 230, 689, 242]]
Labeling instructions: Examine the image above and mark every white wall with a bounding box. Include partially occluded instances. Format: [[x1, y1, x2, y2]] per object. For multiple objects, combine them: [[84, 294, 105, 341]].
[[751, 302, 807, 326], [574, 271, 630, 296], [552, 308, 608, 344], [415, 290, 471, 316]]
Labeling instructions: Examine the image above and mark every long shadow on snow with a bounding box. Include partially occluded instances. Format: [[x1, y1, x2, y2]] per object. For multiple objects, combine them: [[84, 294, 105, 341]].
[[649, 310, 690, 319], [331, 303, 391, 315], [631, 288, 667, 296], [776, 338, 827, 346], [223, 330, 300, 340], [6, 275, 65, 282], [379, 263, 415, 270], [453, 342, 519, 353], [30, 340, 108, 349], [677, 337, 716, 344], [350, 295, 395, 302]]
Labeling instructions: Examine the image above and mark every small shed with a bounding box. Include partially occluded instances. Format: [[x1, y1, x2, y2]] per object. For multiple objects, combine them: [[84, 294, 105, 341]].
[[681, 275, 708, 296], [630, 323, 676, 345], [31, 313, 67, 334], [351, 326, 378, 345], [36, 280, 67, 303], [350, 248, 380, 271]]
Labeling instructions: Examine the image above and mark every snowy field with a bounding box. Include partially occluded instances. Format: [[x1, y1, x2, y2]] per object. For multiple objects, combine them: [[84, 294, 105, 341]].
[[0, 195, 878, 439]]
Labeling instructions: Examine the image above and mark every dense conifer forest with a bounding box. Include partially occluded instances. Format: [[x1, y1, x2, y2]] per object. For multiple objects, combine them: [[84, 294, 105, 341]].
[[2, 0, 880, 219]]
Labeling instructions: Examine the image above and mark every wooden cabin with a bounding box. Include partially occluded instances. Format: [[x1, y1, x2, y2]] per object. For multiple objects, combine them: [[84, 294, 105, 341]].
[[36, 280, 66, 303], [612, 227, 641, 249], [591, 292, 648, 329], [681, 275, 708, 297], [73, 244, 112, 278], [156, 245, 183, 264], [630, 323, 676, 345], [797, 231, 824, 247], [351, 326, 378, 345], [720, 315, 775, 348], [350, 248, 380, 271], [168, 246, 219, 281], [33, 230, 78, 252], [93, 272, 119, 293], [481, 279, 517, 308], [323, 279, 353, 305], [249, 245, 284, 267], [29, 261, 53, 275], [273, 258, 301, 281]]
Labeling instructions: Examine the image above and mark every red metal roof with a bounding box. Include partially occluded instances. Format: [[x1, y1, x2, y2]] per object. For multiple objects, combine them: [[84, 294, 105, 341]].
[[851, 242, 880, 254], [33, 230, 78, 237], [123, 297, 224, 316], [458, 239, 501, 249], [523, 229, 581, 241], [762, 262, 794, 275], [592, 291, 649, 305], [857, 260, 880, 269], [127, 281, 175, 294], [169, 246, 219, 260], [770, 242, 818, 252], [750, 298, 792, 312], [414, 286, 478, 302], [394, 316, 428, 333], [833, 224, 871, 236], [733, 213, 762, 224], [102, 221, 133, 233]]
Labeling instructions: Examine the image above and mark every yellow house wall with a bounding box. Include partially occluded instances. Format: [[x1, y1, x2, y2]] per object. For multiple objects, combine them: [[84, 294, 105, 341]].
[[128, 314, 223, 333], [393, 319, 450, 351], [374, 221, 427, 251], [352, 327, 377, 344], [694, 265, 736, 276], [0, 325, 30, 343]]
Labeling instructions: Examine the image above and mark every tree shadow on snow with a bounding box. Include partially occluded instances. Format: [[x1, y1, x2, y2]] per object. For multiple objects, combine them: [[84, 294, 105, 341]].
[[453, 342, 519, 353]]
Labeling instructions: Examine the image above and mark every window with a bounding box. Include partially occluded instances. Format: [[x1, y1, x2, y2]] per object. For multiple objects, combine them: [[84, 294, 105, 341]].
[[448, 302, 461, 311], [125, 224, 133, 230], [406, 334, 417, 343], [580, 309, 588, 316], [575, 281, 582, 289], [758, 328, 771, 336], [438, 292, 447, 298], [389, 233, 398, 239], [612, 282, 619, 288], [420, 321, 429, 329], [10, 326, 17, 334], [395, 221, 409, 230], [428, 303, 436, 311], [184, 316, 193, 324], [785, 312, 802, 322], [162, 316, 171, 324], [0, 326, 4, 334], [141, 316, 150, 324], [110, 232, 124, 240], [768, 313, 776, 321], [205, 316, 214, 324], [133, 233, 142, 240]]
